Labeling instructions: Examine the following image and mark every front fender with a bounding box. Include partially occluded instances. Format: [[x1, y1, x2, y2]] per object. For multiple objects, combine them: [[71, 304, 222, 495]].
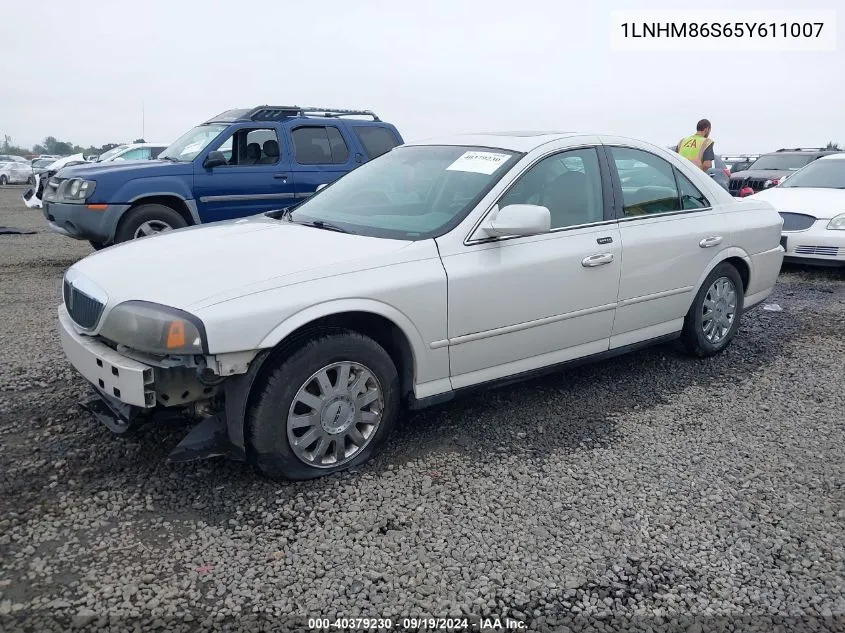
[[258, 298, 429, 378], [110, 176, 194, 205]]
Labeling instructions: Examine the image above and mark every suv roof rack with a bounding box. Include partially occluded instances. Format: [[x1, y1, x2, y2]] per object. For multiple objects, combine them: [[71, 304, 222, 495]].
[[244, 105, 381, 122], [775, 147, 827, 152]]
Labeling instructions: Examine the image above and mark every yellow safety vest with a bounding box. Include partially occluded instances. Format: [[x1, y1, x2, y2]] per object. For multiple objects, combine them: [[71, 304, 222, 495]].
[[677, 134, 714, 168]]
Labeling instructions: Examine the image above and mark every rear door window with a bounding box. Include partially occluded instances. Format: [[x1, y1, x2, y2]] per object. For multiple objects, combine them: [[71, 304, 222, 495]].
[[292, 126, 350, 165]]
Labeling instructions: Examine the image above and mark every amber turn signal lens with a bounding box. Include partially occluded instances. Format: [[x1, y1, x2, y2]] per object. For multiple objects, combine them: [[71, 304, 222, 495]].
[[166, 320, 187, 349], [86, 204, 109, 211]]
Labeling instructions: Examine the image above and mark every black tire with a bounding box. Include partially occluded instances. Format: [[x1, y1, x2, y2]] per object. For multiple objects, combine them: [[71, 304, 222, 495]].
[[0, 175, 7, 186], [114, 203, 187, 244], [247, 329, 400, 481], [681, 262, 745, 357], [89, 240, 106, 250], [28, 175, 35, 185]]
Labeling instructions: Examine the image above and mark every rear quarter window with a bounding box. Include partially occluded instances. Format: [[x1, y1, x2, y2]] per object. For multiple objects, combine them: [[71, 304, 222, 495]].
[[353, 126, 400, 159]]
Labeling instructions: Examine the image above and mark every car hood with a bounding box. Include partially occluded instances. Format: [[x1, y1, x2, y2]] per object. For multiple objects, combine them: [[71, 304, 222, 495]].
[[60, 160, 191, 179], [66, 215, 416, 311], [729, 169, 794, 180], [748, 187, 845, 219]]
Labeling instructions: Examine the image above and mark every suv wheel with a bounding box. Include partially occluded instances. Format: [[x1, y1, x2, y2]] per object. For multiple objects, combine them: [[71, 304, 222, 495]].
[[114, 203, 187, 243], [0, 175, 7, 186], [681, 262, 745, 357], [247, 330, 400, 481]]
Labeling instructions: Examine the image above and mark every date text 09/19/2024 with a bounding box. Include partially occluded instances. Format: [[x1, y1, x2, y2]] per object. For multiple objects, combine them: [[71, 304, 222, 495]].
[[307, 616, 527, 630]]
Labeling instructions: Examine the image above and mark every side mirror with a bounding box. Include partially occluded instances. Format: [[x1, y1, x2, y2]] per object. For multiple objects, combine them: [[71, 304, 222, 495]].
[[204, 150, 228, 169], [478, 204, 551, 238]]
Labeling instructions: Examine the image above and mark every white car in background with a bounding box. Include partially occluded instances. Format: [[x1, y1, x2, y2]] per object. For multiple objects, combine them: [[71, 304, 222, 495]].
[[750, 153, 845, 267], [95, 143, 168, 162], [0, 161, 35, 186], [57, 132, 784, 481]]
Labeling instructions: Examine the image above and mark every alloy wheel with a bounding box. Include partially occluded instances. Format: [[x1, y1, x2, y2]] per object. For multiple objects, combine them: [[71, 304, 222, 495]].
[[286, 361, 384, 468], [701, 276, 737, 344]]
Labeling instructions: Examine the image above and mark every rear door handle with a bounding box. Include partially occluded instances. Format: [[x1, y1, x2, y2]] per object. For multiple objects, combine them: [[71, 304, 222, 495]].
[[581, 253, 614, 267], [273, 173, 288, 180], [699, 236, 723, 248]]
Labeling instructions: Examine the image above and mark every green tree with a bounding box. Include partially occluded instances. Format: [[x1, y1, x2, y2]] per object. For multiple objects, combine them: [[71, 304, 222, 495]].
[[825, 141, 841, 151]]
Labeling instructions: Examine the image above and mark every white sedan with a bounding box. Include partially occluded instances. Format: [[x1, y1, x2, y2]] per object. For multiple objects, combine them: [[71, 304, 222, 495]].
[[749, 153, 845, 267], [56, 132, 784, 480]]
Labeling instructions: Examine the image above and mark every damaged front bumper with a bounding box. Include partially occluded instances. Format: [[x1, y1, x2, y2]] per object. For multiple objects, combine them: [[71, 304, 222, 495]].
[[22, 174, 43, 209], [58, 305, 266, 464], [79, 390, 244, 462]]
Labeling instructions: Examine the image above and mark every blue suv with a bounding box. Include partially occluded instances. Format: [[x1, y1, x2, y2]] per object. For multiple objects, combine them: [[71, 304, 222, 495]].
[[41, 106, 404, 248]]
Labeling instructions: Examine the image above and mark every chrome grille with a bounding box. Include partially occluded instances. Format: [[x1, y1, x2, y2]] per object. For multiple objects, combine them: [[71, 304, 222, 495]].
[[729, 177, 768, 194], [63, 278, 105, 329], [779, 212, 817, 231], [794, 245, 842, 257]]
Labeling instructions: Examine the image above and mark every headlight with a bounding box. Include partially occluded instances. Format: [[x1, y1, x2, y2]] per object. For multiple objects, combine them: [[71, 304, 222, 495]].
[[60, 178, 96, 201], [827, 213, 845, 230], [99, 301, 207, 355]]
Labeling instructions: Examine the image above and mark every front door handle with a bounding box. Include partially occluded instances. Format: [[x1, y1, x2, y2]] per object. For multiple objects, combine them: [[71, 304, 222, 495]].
[[581, 253, 614, 267], [273, 173, 289, 180], [699, 236, 723, 248]]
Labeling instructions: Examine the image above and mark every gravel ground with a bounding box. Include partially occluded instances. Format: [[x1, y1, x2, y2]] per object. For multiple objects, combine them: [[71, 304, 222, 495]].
[[0, 186, 843, 633]]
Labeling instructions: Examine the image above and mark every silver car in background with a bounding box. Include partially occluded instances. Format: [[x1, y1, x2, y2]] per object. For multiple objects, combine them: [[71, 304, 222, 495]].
[[0, 161, 35, 186]]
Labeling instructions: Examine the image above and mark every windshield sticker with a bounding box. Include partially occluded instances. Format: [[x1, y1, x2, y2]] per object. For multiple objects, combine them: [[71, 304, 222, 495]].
[[180, 141, 203, 156], [446, 151, 511, 175]]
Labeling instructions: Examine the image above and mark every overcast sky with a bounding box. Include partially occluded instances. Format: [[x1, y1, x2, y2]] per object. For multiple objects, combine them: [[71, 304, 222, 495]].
[[1, 0, 842, 154]]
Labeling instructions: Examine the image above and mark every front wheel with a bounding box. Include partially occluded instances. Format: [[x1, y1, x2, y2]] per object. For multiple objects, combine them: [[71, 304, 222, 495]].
[[114, 203, 187, 244], [247, 330, 400, 481], [0, 175, 7, 186], [681, 262, 745, 357]]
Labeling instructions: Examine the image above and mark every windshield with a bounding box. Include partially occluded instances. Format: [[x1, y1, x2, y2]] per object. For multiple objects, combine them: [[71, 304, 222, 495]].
[[287, 145, 521, 240], [158, 124, 227, 162], [32, 159, 54, 168], [781, 159, 845, 189], [747, 154, 815, 171]]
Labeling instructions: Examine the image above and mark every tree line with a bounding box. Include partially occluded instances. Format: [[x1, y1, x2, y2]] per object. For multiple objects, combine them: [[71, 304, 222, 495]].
[[2, 135, 148, 158]]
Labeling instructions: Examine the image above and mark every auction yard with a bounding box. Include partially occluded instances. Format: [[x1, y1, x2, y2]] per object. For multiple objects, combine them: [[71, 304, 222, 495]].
[[1, 185, 843, 631]]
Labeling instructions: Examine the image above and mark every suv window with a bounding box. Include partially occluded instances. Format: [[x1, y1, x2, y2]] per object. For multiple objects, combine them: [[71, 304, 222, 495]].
[[292, 126, 350, 165], [747, 153, 815, 171], [353, 126, 400, 159], [499, 147, 604, 229], [610, 147, 680, 216], [212, 127, 280, 166]]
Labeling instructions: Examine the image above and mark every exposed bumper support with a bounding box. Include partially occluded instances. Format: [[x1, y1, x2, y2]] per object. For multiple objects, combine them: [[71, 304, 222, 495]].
[[167, 413, 245, 463]]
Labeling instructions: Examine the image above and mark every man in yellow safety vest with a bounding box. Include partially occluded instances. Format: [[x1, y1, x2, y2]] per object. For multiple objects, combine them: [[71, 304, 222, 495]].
[[676, 119, 715, 172]]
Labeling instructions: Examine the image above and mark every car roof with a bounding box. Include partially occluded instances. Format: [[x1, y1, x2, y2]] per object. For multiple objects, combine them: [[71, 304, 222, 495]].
[[817, 152, 845, 161], [402, 132, 590, 153]]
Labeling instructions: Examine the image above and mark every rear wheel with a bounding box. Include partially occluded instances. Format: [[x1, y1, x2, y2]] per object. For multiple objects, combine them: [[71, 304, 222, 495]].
[[247, 330, 400, 481], [681, 262, 745, 357], [28, 175, 35, 185], [0, 175, 7, 186], [114, 203, 187, 244]]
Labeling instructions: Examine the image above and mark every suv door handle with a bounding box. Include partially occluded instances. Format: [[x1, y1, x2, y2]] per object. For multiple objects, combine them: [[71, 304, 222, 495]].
[[699, 236, 723, 248], [581, 253, 614, 267], [273, 173, 288, 180]]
